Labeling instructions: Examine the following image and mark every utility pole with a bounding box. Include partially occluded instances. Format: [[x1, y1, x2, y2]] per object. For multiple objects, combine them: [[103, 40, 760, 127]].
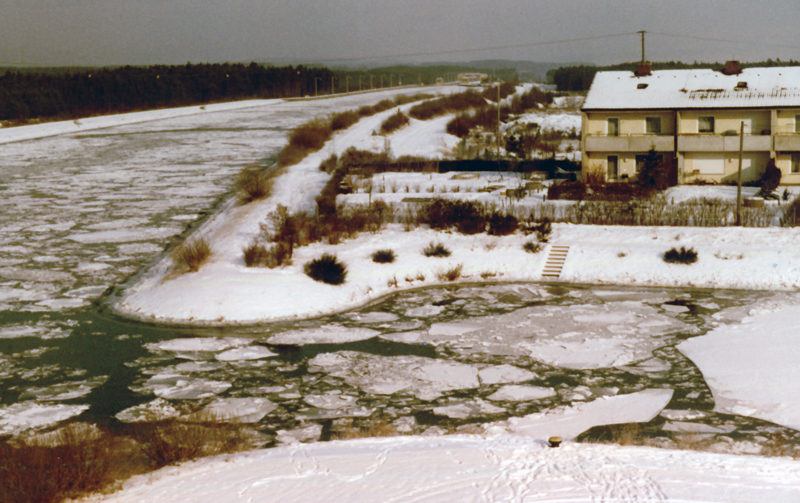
[[496, 83, 501, 159], [638, 30, 646, 63], [736, 120, 744, 226]]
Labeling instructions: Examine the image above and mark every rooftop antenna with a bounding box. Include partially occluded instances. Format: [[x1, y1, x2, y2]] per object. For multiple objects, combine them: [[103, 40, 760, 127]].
[[638, 30, 646, 64]]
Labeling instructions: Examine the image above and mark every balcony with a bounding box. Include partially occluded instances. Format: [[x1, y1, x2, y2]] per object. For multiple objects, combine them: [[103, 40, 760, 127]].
[[775, 134, 800, 151], [585, 134, 674, 153], [677, 134, 772, 152]]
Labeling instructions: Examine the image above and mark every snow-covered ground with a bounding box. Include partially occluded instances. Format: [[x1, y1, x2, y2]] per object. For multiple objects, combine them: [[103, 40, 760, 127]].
[[83, 435, 800, 503]]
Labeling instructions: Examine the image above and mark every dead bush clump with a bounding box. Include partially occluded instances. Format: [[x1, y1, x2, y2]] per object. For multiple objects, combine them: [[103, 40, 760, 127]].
[[487, 212, 519, 236], [372, 249, 396, 263], [305, 254, 347, 285], [0, 424, 136, 503], [436, 264, 463, 281], [523, 241, 542, 253], [423, 242, 451, 257], [171, 237, 211, 274], [235, 167, 274, 204], [330, 110, 360, 132], [664, 246, 698, 264], [380, 110, 410, 134], [137, 415, 251, 469]]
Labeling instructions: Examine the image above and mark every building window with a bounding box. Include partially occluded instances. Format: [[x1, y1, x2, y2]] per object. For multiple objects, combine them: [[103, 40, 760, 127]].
[[608, 118, 619, 137], [698, 116, 715, 133], [793, 154, 800, 173], [607, 156, 618, 179], [645, 117, 662, 134]]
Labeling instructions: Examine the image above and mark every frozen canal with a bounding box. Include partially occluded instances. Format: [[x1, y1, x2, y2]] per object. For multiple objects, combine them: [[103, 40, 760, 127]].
[[0, 95, 797, 454]]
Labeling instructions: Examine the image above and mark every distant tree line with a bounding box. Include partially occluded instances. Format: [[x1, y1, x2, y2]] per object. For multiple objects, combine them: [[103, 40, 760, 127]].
[[0, 62, 335, 122], [0, 62, 519, 123], [547, 59, 800, 92]]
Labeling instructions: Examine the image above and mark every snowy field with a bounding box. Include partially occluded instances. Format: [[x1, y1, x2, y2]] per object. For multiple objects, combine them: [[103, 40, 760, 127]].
[[82, 436, 800, 503], [2, 90, 800, 502]]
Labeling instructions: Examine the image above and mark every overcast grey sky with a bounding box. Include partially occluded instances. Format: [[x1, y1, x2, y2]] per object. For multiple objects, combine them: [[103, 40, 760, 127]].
[[2, 0, 799, 67]]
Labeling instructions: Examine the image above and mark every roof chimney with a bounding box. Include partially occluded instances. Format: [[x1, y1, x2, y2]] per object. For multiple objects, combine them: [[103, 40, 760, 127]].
[[724, 60, 741, 75], [636, 62, 652, 77]]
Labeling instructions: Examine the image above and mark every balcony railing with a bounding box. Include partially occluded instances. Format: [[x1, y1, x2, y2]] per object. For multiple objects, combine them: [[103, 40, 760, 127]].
[[677, 134, 771, 152], [585, 134, 674, 152], [775, 133, 800, 151]]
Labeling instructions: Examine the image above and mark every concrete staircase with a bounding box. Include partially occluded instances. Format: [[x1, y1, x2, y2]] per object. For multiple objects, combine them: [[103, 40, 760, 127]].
[[542, 245, 569, 280]]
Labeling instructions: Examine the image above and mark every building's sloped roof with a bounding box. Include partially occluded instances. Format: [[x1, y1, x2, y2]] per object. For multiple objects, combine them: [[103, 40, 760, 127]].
[[582, 66, 800, 110]]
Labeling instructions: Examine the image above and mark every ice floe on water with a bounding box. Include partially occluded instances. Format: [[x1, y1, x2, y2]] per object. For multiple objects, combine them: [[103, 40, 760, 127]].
[[433, 398, 505, 419], [486, 389, 674, 440], [0, 321, 72, 340], [203, 397, 276, 423], [19, 376, 108, 401], [678, 302, 800, 431], [487, 385, 557, 402], [0, 401, 90, 436], [116, 398, 182, 422], [382, 301, 694, 370], [308, 351, 538, 401], [137, 373, 232, 399], [145, 337, 251, 353], [267, 325, 379, 345], [215, 346, 277, 361]]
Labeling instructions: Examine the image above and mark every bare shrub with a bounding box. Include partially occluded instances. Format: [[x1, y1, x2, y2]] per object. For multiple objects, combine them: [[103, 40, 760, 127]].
[[333, 419, 400, 440], [235, 167, 274, 204], [523, 241, 542, 253], [781, 195, 800, 227], [318, 153, 338, 174], [487, 212, 519, 236], [584, 162, 606, 186], [423, 242, 451, 257], [138, 414, 250, 469], [243, 240, 269, 267], [372, 249, 396, 263], [380, 110, 410, 134], [387, 276, 398, 287], [171, 237, 211, 274], [436, 264, 463, 281], [277, 117, 332, 167], [422, 199, 485, 233], [330, 110, 360, 132], [664, 247, 698, 264], [480, 271, 498, 278], [0, 424, 137, 503], [408, 91, 486, 120], [305, 254, 347, 285]]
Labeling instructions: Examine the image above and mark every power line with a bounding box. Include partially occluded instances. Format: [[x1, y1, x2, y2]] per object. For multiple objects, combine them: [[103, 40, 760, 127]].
[[649, 31, 800, 51], [310, 32, 639, 63]]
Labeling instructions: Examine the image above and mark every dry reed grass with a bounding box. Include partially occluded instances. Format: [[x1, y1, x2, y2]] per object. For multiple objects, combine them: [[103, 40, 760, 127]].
[[171, 237, 211, 274]]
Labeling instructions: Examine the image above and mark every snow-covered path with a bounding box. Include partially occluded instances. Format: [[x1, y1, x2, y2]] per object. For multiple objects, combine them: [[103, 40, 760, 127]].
[[83, 436, 800, 503]]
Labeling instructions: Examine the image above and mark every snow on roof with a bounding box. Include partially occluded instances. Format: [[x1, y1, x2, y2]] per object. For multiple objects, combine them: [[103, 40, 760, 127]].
[[582, 66, 800, 110]]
